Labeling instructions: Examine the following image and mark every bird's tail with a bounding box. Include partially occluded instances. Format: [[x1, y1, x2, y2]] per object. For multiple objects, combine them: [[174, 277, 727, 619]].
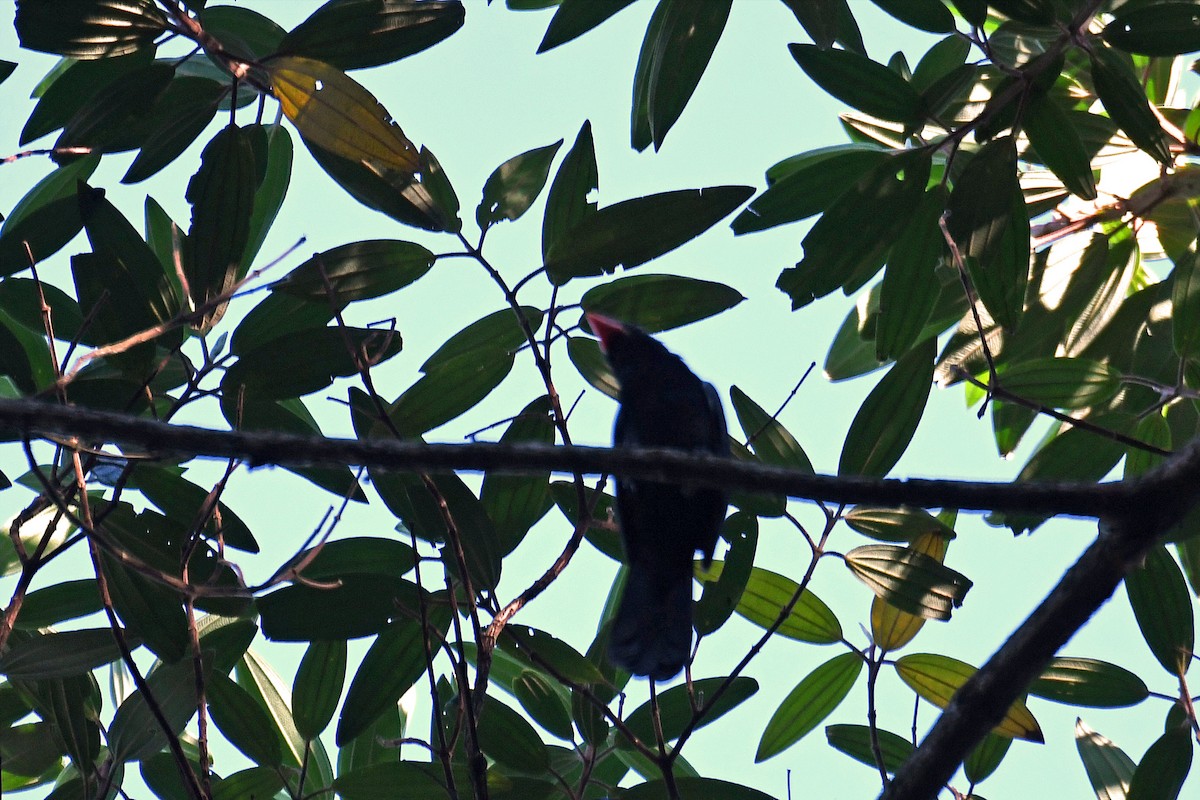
[[608, 562, 693, 681]]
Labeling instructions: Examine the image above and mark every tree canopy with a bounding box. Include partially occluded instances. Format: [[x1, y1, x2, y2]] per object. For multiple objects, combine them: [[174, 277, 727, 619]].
[[0, 1, 1199, 800]]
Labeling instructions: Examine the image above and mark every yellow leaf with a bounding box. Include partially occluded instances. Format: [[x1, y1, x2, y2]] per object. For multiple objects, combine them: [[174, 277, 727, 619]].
[[871, 530, 950, 651], [268, 55, 419, 174], [895, 653, 1044, 742]]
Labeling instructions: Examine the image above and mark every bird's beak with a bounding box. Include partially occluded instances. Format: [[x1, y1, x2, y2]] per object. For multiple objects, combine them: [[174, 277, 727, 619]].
[[585, 312, 625, 353]]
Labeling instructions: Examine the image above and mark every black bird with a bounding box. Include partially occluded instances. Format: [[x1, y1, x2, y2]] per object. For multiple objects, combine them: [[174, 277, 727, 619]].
[[587, 313, 729, 681]]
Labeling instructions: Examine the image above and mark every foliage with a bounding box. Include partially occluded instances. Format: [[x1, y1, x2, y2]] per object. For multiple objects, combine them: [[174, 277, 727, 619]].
[[0, 1, 1198, 799]]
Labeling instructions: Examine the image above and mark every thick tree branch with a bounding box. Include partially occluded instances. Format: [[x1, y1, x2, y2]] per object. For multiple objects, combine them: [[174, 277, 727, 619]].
[[5, 398, 1198, 520]]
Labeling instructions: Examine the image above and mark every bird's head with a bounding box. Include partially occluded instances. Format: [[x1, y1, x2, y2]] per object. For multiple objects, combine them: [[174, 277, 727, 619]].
[[585, 312, 685, 393]]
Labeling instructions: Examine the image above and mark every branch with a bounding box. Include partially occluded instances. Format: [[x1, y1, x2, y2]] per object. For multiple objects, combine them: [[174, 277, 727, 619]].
[[4, 398, 1197, 520]]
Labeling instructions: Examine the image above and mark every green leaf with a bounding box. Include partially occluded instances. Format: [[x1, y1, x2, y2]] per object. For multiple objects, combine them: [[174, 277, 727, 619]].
[[500, 625, 606, 685], [1090, 45, 1171, 164], [542, 119, 598, 258], [1024, 93, 1098, 200], [334, 761, 461, 800], [729, 386, 813, 473], [844, 543, 972, 620], [911, 35, 972, 93], [206, 670, 283, 767], [867, 0, 954, 33], [549, 479, 623, 560], [998, 357, 1121, 409], [54, 62, 175, 157], [477, 140, 563, 229], [1127, 725, 1192, 800], [122, 77, 224, 183], [1125, 545, 1194, 675], [1103, 4, 1200, 57], [825, 724, 914, 774], [213, 767, 286, 800], [1171, 248, 1200, 359], [0, 722, 64, 778], [481, 396, 556, 555], [388, 349, 514, 436], [544, 186, 753, 284], [185, 124, 258, 330], [876, 185, 948, 360], [724, 565, 841, 643], [421, 307, 542, 372], [224, 325, 403, 400], [0, 155, 98, 277], [732, 145, 889, 234], [987, 0, 1057, 25], [631, 0, 732, 151], [844, 505, 956, 543], [242, 123, 294, 269], [279, 0, 465, 70], [258, 575, 425, 641], [127, 465, 258, 553], [567, 336, 619, 399], [581, 275, 744, 333], [1030, 658, 1149, 708], [965, 732, 1013, 784], [1076, 718, 1136, 800], [108, 658, 200, 763], [695, 513, 758, 635], [511, 669, 573, 740], [22, 53, 147, 144], [337, 620, 435, 745], [15, 580, 102, 629], [839, 337, 935, 477], [789, 43, 925, 123], [622, 777, 777, 800], [100, 553, 189, 662], [15, 0, 167, 58], [269, 56, 419, 175], [626, 676, 757, 746], [537, 0, 639, 52], [756, 652, 862, 761], [0, 629, 129, 679], [272, 239, 435, 304], [477, 695, 550, 771], [895, 653, 1043, 741]]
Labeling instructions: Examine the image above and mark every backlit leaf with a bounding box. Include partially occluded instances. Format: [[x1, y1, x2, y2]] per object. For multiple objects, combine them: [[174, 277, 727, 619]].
[[845, 543, 971, 621], [756, 653, 862, 761], [895, 653, 1043, 741], [477, 140, 563, 229], [789, 43, 924, 123], [272, 239, 435, 304], [582, 275, 744, 333], [279, 0, 465, 70], [1030, 658, 1149, 708]]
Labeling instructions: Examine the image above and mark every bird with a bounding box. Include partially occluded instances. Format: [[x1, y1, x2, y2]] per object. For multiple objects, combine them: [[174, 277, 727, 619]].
[[586, 312, 729, 681]]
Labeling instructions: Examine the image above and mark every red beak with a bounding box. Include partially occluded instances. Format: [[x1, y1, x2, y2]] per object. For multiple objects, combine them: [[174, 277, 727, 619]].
[[585, 312, 626, 352]]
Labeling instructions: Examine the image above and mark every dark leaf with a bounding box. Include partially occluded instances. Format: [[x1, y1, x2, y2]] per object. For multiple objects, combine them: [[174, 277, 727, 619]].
[[1127, 725, 1192, 800], [867, 0, 954, 33], [122, 77, 224, 184], [780, 0, 865, 53], [500, 625, 606, 685], [258, 575, 425, 640], [388, 348, 514, 436], [1090, 45, 1172, 164], [337, 619, 434, 745], [544, 186, 753, 284], [537, 0, 639, 52], [567, 336, 618, 399], [729, 386, 813, 473], [0, 722, 64, 778], [622, 778, 777, 800], [0, 156, 98, 277], [756, 652, 862, 761], [1125, 545, 1194, 675], [108, 658, 200, 762], [695, 514, 757, 635], [421, 307, 542, 373], [15, 0, 167, 58], [789, 43, 925, 123], [998, 357, 1121, 409], [965, 732, 1013, 784], [480, 395, 556, 555], [844, 543, 971, 620], [1030, 657, 1150, 708], [54, 62, 175, 158], [279, 0, 466, 70], [581, 275, 744, 333], [477, 140, 563, 229], [477, 695, 551, 771], [876, 185, 948, 360], [1171, 248, 1200, 359], [242, 123, 295, 270], [127, 465, 259, 553], [272, 239, 435, 304], [626, 677, 758, 744], [1023, 92, 1098, 200], [207, 670, 284, 767], [825, 724, 913, 774], [542, 120, 598, 258], [15, 580, 102, 629], [17, 672, 100, 770], [213, 768, 286, 800], [1104, 4, 1200, 57], [0, 629, 129, 679], [631, 0, 732, 151]]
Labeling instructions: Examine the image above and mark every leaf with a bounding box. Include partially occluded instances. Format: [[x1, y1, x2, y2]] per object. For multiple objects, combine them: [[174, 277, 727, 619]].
[[206, 670, 283, 767], [421, 307, 542, 373], [731, 145, 889, 234], [1030, 658, 1149, 708], [631, 0, 732, 151], [825, 724, 914, 774], [789, 43, 925, 124], [1127, 725, 1192, 800], [567, 336, 618, 399], [127, 465, 258, 553], [1171, 248, 1200, 359], [1076, 719, 1135, 800], [122, 77, 225, 184], [622, 777, 777, 800], [894, 653, 1043, 741], [15, 580, 102, 629], [965, 732, 1013, 784], [0, 629, 129, 679], [537, 0, 639, 52], [279, 0, 466, 70], [388, 349, 515, 436], [480, 395, 556, 555], [100, 553, 189, 662], [694, 513, 758, 635], [756, 653, 862, 761], [258, 575, 425, 641], [0, 722, 64, 778], [1125, 545, 1194, 675], [868, 0, 954, 33], [242, 123, 295, 269], [476, 696, 550, 771], [729, 386, 813, 473], [1103, 4, 1200, 57], [0, 155, 98, 277], [1089, 45, 1171, 164], [54, 62, 175, 158], [870, 531, 951, 651], [839, 337, 935, 477], [845, 505, 956, 543], [624, 676, 757, 746], [500, 625, 606, 685], [271, 239, 435, 304], [1024, 92, 1098, 200], [998, 357, 1121, 409], [269, 56, 420, 174], [477, 140, 563, 229], [15, 0, 167, 58], [337, 620, 435, 745], [542, 119, 598, 258], [722, 565, 841, 643], [0, 60, 14, 86], [108, 658, 200, 763], [845, 543, 971, 621], [213, 768, 286, 800], [876, 185, 948, 360], [544, 186, 753, 284], [581, 275, 744, 333]]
